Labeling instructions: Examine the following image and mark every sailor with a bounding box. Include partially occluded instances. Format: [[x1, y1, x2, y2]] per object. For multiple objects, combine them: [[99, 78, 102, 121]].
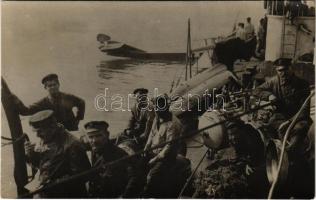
[[124, 88, 155, 143], [24, 110, 91, 198], [13, 73, 85, 131], [254, 58, 311, 140], [254, 58, 313, 198], [235, 23, 247, 41], [241, 65, 260, 90], [142, 94, 184, 198], [85, 121, 142, 198], [244, 17, 255, 40], [256, 18, 266, 55]]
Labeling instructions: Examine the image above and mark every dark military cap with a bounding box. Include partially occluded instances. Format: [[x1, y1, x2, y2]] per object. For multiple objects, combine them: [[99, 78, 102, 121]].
[[153, 94, 170, 109], [41, 73, 58, 84], [84, 121, 109, 133], [273, 58, 292, 68], [29, 110, 56, 129], [133, 88, 148, 95]]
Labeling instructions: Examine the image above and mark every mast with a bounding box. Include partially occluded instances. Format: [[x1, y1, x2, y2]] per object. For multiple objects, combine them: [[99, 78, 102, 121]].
[[1, 78, 29, 196], [188, 19, 192, 79], [185, 18, 192, 80]]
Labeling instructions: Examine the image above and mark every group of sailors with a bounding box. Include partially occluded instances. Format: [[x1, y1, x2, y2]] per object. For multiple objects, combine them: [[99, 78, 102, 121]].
[[13, 74, 188, 198], [265, 0, 315, 18], [227, 16, 267, 59], [11, 56, 314, 198]]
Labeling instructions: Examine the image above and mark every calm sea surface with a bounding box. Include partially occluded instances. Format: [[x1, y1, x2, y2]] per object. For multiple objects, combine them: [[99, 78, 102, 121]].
[[1, 2, 265, 197]]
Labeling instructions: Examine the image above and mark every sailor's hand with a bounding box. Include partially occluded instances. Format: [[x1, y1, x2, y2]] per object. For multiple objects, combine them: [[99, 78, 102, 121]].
[[141, 151, 148, 158], [268, 94, 277, 102], [24, 141, 35, 156], [285, 135, 299, 152], [278, 120, 291, 133], [125, 129, 132, 136], [148, 156, 159, 166], [245, 164, 254, 175], [142, 145, 150, 158]]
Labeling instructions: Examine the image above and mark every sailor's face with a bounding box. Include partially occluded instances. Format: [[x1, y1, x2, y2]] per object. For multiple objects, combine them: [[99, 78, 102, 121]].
[[155, 105, 169, 118], [45, 80, 60, 95], [87, 130, 109, 151], [136, 93, 148, 108], [276, 66, 290, 81], [154, 97, 170, 117], [135, 93, 146, 102], [34, 123, 58, 143]]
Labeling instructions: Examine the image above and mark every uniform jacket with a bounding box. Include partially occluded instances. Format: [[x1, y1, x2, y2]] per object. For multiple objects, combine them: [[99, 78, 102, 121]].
[[127, 102, 155, 139], [16, 92, 85, 131], [245, 23, 255, 40], [254, 75, 311, 120], [89, 143, 139, 198], [27, 127, 91, 198], [145, 113, 183, 161]]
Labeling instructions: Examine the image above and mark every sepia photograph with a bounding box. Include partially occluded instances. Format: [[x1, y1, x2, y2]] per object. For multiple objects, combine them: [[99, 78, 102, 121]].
[[1, 1, 315, 198]]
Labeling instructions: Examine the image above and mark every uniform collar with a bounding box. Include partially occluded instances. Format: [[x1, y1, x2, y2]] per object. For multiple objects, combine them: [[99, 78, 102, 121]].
[[158, 112, 172, 124], [48, 92, 62, 101]]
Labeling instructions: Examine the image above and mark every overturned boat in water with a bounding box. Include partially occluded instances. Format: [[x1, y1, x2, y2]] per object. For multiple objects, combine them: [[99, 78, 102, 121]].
[[97, 34, 186, 62]]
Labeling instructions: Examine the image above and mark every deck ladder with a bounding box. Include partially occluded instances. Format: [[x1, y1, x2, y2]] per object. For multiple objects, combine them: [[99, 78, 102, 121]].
[[280, 16, 299, 60]]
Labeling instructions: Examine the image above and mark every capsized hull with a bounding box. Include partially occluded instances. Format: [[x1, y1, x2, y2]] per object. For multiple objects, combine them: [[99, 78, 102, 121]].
[[101, 44, 186, 62]]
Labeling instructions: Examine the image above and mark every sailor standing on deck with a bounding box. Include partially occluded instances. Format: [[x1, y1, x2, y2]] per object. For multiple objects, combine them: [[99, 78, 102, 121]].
[[13, 74, 85, 131], [235, 23, 247, 41], [24, 110, 91, 198], [245, 17, 255, 40], [256, 18, 266, 55], [85, 121, 142, 198]]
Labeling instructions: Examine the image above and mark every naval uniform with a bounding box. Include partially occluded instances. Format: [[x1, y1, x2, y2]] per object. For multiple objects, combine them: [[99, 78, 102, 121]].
[[15, 92, 85, 131], [126, 102, 155, 140], [254, 74, 311, 136], [89, 143, 142, 198], [254, 74, 313, 198], [143, 113, 183, 198], [26, 126, 91, 198]]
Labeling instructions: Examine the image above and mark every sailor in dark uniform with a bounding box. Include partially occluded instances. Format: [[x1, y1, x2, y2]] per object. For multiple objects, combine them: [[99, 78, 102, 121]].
[[123, 88, 155, 143], [254, 58, 313, 198], [13, 74, 85, 131], [85, 121, 142, 198], [24, 110, 91, 198], [254, 58, 312, 149]]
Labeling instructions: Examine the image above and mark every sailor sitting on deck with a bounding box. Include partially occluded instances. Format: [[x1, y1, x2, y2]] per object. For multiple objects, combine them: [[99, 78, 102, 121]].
[[142, 94, 190, 198], [117, 88, 155, 146], [85, 121, 143, 198], [13, 73, 85, 131], [24, 110, 91, 198], [253, 58, 313, 198]]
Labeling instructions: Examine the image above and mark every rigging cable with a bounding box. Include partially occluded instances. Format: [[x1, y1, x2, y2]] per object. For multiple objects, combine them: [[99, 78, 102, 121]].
[[267, 91, 314, 199], [178, 149, 210, 198]]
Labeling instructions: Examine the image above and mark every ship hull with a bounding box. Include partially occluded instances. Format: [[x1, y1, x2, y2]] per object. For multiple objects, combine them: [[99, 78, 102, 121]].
[[101, 44, 186, 62]]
